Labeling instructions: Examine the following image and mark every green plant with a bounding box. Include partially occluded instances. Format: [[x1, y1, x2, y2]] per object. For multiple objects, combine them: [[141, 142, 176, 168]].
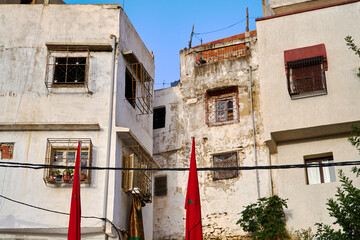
[[345, 36, 360, 78], [349, 126, 360, 176], [55, 170, 62, 176], [290, 227, 314, 240], [63, 169, 74, 175], [236, 195, 289, 240], [315, 169, 360, 240]]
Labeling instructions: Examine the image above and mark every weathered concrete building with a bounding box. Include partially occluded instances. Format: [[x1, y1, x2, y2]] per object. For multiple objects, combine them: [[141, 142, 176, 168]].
[[0, 3, 157, 239], [153, 31, 272, 239], [256, 0, 360, 232]]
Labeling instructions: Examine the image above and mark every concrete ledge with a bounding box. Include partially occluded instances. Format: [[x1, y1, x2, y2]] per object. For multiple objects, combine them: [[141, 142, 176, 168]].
[[0, 227, 103, 236], [266, 120, 360, 153], [46, 42, 113, 51], [0, 123, 101, 131]]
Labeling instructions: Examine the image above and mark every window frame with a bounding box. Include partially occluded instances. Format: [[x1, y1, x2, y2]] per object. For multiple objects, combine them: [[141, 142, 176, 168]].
[[153, 106, 166, 129], [121, 148, 153, 203], [304, 154, 336, 185], [212, 151, 238, 181], [154, 175, 167, 197], [287, 56, 327, 99], [44, 138, 92, 185], [206, 86, 239, 126]]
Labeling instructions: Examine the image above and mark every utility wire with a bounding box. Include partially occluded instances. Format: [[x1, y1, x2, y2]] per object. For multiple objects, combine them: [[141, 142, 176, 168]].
[[0, 193, 123, 238], [0, 160, 359, 171], [194, 18, 247, 35]]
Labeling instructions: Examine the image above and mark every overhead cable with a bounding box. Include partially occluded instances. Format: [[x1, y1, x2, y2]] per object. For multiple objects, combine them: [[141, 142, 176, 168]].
[[0, 160, 359, 171]]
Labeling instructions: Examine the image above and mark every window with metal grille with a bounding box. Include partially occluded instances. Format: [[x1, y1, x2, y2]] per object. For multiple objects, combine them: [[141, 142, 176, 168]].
[[153, 107, 166, 129], [0, 143, 14, 159], [304, 153, 336, 185], [154, 175, 167, 197], [44, 138, 92, 185], [53, 57, 87, 85], [213, 152, 238, 181], [287, 56, 327, 98], [121, 147, 153, 203], [206, 86, 239, 126]]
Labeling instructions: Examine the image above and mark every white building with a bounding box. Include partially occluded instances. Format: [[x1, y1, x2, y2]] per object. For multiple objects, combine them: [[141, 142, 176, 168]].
[[256, 0, 360, 232], [152, 31, 271, 239], [0, 2, 157, 239]]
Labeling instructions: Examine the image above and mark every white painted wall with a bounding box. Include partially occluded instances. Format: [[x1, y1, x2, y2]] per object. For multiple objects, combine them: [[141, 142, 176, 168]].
[[0, 4, 155, 239]]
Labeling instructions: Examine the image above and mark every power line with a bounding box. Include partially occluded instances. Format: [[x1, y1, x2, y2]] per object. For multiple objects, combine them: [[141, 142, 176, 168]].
[[0, 160, 359, 171], [194, 18, 247, 35]]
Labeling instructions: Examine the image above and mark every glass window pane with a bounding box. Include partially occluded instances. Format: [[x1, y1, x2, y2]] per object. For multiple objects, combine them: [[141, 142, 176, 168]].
[[306, 161, 321, 185], [322, 160, 336, 183], [67, 151, 76, 163]]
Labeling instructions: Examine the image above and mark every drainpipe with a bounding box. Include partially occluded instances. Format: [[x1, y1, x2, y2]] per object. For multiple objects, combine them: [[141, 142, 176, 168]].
[[268, 148, 274, 196], [249, 66, 261, 199], [103, 35, 117, 239]]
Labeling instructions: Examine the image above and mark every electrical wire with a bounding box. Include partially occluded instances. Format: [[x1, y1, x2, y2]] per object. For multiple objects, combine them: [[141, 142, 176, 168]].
[[194, 18, 247, 35], [0, 160, 359, 171], [0, 193, 123, 238]]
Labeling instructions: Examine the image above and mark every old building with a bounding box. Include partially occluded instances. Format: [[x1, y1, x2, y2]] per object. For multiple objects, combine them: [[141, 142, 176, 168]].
[[256, 0, 360, 232], [153, 31, 272, 239], [0, 2, 156, 239]]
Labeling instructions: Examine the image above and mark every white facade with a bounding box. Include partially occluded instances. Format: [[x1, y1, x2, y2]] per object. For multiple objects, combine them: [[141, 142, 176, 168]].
[[153, 32, 271, 239], [0, 3, 155, 240], [256, 0, 360, 232]]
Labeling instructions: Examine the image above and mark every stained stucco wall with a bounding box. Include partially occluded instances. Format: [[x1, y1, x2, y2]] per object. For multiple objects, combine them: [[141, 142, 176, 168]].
[[153, 36, 271, 239]]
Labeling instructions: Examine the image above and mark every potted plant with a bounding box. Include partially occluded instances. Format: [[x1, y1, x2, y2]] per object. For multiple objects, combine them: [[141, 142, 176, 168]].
[[81, 171, 87, 181], [55, 170, 62, 182], [48, 171, 56, 183], [63, 169, 73, 183]]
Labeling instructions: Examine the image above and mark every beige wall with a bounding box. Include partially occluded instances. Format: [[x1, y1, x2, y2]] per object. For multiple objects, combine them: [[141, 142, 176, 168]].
[[257, 1, 360, 141]]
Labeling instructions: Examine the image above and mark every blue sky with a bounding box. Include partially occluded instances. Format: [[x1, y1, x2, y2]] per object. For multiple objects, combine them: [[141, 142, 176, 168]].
[[64, 0, 264, 89]]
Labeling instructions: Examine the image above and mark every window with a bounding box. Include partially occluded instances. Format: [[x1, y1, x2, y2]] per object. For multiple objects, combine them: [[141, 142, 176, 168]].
[[153, 107, 166, 129], [124, 62, 154, 114], [45, 50, 89, 89], [206, 87, 239, 126], [284, 44, 328, 99], [125, 68, 136, 108], [0, 143, 14, 159], [287, 56, 327, 98], [154, 175, 167, 197], [122, 148, 153, 203], [212, 152, 238, 180], [305, 153, 336, 185], [44, 138, 92, 185], [53, 57, 87, 85]]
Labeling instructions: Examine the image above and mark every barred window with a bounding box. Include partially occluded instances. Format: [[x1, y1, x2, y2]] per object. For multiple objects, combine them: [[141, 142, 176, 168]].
[[206, 86, 239, 126], [213, 152, 238, 181], [287, 56, 327, 98]]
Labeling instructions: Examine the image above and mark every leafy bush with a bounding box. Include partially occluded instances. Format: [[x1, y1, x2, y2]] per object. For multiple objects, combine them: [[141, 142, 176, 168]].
[[236, 195, 289, 240], [315, 169, 360, 240]]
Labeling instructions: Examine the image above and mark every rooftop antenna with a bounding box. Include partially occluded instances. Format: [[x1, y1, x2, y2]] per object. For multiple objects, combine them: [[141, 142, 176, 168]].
[[189, 24, 194, 48], [163, 80, 165, 89]]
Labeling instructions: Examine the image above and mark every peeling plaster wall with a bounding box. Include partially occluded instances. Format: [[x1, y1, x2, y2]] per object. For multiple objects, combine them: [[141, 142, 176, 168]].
[[0, 4, 155, 239], [153, 36, 270, 239]]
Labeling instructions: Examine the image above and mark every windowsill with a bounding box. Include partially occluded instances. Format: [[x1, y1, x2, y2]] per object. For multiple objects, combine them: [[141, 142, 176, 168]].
[[208, 120, 238, 127], [44, 176, 90, 185], [290, 89, 327, 100]]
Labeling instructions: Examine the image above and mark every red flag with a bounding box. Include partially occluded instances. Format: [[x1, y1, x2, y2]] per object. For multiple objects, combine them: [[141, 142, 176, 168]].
[[185, 138, 203, 240], [68, 142, 81, 240]]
